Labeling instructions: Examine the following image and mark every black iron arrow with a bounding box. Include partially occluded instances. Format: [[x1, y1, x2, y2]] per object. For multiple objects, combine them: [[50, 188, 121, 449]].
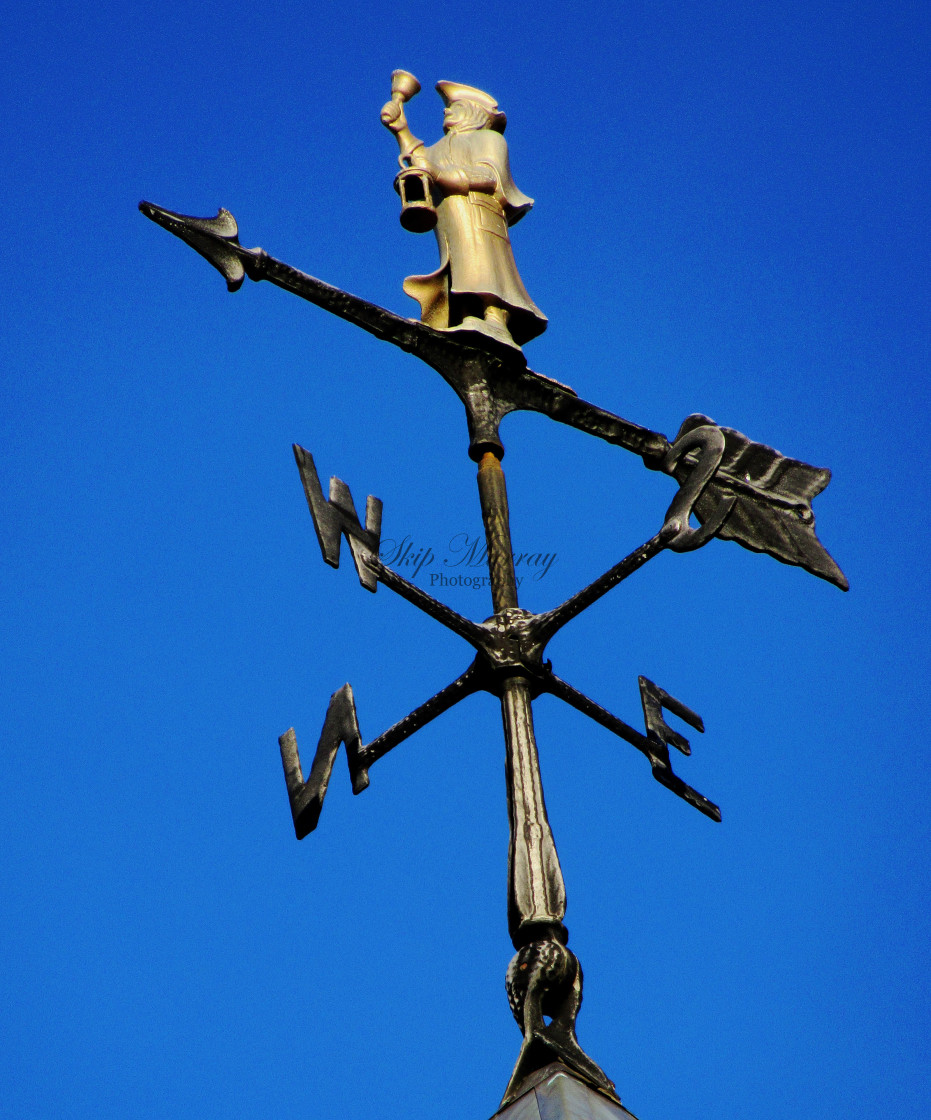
[[139, 201, 668, 462], [141, 200, 847, 590]]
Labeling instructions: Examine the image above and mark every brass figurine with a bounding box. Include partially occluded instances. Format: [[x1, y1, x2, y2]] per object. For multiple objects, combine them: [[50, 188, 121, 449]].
[[381, 71, 547, 351]]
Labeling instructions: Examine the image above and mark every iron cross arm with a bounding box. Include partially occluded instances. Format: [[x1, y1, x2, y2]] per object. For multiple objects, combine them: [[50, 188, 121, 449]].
[[279, 445, 722, 843], [139, 200, 847, 592]]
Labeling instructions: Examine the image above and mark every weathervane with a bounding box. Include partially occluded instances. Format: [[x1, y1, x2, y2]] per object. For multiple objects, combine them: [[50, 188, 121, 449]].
[[140, 70, 847, 1116]]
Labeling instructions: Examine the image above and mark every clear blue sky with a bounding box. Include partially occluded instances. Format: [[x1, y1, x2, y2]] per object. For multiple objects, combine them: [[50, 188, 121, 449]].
[[2, 2, 929, 1118]]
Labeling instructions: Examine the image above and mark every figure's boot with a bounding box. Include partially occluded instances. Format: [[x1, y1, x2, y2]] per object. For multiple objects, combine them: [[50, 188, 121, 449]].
[[482, 304, 518, 346], [448, 299, 523, 355]]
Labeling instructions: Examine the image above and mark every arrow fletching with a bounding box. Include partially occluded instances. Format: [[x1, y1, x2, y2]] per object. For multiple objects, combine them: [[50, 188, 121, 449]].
[[669, 414, 848, 590]]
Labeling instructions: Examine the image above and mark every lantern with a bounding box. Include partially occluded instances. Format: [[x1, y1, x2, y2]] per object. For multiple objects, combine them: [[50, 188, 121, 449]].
[[394, 167, 437, 233]]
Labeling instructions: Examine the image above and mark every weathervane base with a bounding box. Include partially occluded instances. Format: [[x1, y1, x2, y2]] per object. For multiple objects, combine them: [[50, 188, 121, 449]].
[[492, 1064, 640, 1120]]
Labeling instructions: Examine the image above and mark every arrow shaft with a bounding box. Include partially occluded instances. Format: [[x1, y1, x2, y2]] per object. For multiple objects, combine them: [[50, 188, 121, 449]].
[[251, 252, 426, 350], [507, 375, 670, 464]]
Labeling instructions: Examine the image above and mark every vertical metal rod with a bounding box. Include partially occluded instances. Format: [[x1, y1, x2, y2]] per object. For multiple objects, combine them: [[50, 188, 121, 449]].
[[476, 451, 520, 613], [476, 452, 568, 948]]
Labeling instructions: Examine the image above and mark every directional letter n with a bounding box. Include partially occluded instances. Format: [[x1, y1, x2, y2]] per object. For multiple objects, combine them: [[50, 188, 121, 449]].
[[279, 684, 370, 839], [293, 445, 383, 591]]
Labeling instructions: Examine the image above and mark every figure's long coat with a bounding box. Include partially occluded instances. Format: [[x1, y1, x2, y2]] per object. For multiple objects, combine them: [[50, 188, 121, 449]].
[[404, 129, 547, 346]]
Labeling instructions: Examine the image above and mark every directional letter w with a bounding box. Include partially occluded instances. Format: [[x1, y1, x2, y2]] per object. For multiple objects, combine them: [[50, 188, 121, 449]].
[[278, 684, 370, 839]]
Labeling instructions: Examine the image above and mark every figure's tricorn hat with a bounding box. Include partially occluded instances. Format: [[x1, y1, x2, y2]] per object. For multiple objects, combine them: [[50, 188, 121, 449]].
[[436, 80, 507, 133]]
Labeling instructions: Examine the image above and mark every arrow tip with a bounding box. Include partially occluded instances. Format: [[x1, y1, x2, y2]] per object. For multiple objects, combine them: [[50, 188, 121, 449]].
[[138, 200, 246, 291]]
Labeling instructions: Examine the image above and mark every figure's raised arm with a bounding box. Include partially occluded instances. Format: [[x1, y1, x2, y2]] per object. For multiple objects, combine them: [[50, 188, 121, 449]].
[[381, 70, 426, 168]]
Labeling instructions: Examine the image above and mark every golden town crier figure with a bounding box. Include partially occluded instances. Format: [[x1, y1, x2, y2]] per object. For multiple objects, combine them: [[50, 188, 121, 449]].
[[381, 73, 547, 350]]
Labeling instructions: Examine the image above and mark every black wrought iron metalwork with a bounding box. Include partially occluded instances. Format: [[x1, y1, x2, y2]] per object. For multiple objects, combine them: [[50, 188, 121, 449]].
[[139, 200, 846, 590], [140, 170, 846, 1113]]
